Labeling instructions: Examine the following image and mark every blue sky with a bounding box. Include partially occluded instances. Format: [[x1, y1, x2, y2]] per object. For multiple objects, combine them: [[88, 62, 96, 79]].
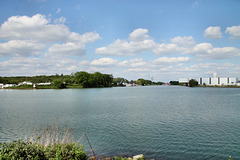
[[0, 0, 240, 82]]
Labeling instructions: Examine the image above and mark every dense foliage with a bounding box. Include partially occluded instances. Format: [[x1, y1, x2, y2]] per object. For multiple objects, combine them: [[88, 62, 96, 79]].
[[188, 79, 198, 87], [0, 140, 88, 160], [0, 72, 166, 89], [170, 81, 179, 85], [0, 71, 113, 88], [74, 71, 113, 88], [136, 78, 164, 86]]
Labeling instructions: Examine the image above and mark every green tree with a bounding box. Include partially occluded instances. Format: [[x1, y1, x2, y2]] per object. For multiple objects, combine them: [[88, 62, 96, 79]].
[[188, 79, 198, 87], [136, 78, 153, 86], [170, 81, 179, 85], [53, 79, 65, 89], [74, 71, 92, 88], [136, 78, 146, 86]]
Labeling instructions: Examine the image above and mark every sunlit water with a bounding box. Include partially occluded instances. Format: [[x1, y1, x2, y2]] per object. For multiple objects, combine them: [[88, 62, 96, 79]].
[[0, 86, 239, 160]]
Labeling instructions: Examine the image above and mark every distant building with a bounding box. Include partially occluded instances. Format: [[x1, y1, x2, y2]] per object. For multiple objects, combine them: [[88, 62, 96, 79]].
[[179, 73, 240, 86], [163, 83, 170, 85], [18, 81, 33, 85], [37, 82, 52, 85], [126, 81, 138, 87], [2, 84, 17, 88]]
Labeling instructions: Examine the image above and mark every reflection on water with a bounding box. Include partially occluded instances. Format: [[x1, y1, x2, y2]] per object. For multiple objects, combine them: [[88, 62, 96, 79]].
[[0, 86, 240, 160]]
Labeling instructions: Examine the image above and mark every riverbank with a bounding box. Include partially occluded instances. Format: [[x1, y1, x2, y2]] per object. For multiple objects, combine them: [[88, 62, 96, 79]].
[[3, 84, 84, 89]]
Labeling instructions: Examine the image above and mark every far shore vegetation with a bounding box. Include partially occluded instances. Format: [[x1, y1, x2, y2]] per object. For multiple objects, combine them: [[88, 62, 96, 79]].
[[1, 72, 239, 89], [0, 71, 164, 89]]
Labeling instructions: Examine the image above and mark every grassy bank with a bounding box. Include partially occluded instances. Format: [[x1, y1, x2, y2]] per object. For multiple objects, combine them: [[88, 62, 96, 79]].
[[0, 125, 145, 160], [5, 84, 84, 89], [0, 126, 88, 160]]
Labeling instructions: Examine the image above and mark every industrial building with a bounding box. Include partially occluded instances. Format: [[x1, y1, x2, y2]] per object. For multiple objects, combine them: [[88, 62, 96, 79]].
[[179, 73, 240, 86]]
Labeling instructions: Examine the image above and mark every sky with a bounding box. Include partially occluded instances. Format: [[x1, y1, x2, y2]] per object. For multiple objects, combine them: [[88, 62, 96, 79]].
[[0, 0, 240, 82]]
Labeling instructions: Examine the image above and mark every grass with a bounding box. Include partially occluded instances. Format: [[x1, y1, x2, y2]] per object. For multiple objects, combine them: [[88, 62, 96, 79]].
[[0, 125, 88, 160]]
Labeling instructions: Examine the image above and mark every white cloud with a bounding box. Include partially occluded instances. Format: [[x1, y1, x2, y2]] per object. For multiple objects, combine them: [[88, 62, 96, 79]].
[[129, 28, 150, 42], [153, 57, 190, 64], [54, 16, 66, 24], [189, 63, 217, 69], [225, 25, 240, 38], [0, 14, 101, 43], [96, 29, 240, 60], [0, 14, 101, 58], [204, 26, 222, 39], [90, 58, 118, 66], [0, 40, 45, 57], [56, 8, 61, 14], [70, 32, 101, 43], [234, 67, 240, 70], [191, 43, 240, 59], [154, 36, 240, 59], [45, 42, 86, 57], [0, 56, 80, 76], [153, 36, 195, 55], [96, 28, 156, 56], [171, 36, 196, 47], [153, 43, 180, 55], [118, 58, 147, 67]]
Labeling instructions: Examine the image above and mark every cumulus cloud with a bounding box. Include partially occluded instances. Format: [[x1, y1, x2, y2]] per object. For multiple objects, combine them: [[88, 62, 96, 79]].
[[119, 58, 147, 67], [225, 25, 240, 38], [96, 28, 240, 60], [45, 42, 86, 57], [171, 36, 196, 47], [0, 56, 79, 76], [154, 36, 240, 59], [54, 16, 66, 24], [153, 57, 190, 64], [0, 40, 45, 57], [153, 43, 180, 55], [153, 36, 195, 55], [96, 28, 156, 56], [204, 26, 222, 39], [0, 14, 101, 43], [191, 43, 240, 59], [90, 58, 118, 66], [56, 8, 61, 14], [129, 28, 150, 42], [0, 14, 101, 57]]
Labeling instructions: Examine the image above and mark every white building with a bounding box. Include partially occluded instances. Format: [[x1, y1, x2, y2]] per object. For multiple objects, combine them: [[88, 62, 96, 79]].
[[179, 73, 239, 86], [2, 84, 17, 88], [37, 82, 52, 85], [197, 77, 238, 86], [18, 81, 33, 85]]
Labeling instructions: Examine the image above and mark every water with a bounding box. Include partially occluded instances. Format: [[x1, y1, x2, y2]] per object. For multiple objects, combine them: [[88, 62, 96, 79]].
[[0, 86, 239, 160]]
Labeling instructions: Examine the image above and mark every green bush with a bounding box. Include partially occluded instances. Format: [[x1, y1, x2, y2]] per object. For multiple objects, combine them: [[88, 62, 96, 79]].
[[0, 140, 88, 160], [188, 79, 198, 87], [0, 125, 88, 160]]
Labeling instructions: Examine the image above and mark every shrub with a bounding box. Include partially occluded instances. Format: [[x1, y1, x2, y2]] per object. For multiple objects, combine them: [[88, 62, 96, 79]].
[[188, 79, 198, 87], [0, 126, 88, 160]]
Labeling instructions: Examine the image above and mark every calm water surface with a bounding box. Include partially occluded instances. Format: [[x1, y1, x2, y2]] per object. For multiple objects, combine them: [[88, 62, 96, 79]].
[[0, 86, 239, 160]]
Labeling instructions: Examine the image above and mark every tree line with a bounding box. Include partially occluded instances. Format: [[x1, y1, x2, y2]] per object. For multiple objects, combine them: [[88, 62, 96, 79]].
[[0, 72, 167, 89], [0, 71, 113, 88]]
